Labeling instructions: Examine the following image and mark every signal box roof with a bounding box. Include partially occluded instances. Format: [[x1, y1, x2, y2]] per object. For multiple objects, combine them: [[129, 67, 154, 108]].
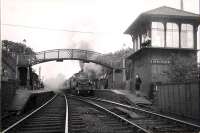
[[124, 6, 200, 34]]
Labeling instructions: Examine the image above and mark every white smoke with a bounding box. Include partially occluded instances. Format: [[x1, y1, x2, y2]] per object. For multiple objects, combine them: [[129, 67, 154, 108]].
[[69, 35, 104, 78], [43, 73, 66, 90], [83, 62, 103, 79]]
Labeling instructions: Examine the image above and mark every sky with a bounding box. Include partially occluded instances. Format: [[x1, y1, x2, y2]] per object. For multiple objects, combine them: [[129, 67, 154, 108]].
[[1, 0, 200, 83]]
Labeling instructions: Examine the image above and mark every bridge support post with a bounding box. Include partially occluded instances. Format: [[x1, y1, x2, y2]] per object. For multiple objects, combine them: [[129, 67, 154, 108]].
[[122, 58, 126, 82], [27, 66, 31, 90], [15, 55, 19, 80], [113, 69, 115, 89]]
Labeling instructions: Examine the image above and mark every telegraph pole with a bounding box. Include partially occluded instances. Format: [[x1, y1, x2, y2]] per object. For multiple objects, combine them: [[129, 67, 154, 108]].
[[198, 0, 200, 51], [39, 66, 41, 80]]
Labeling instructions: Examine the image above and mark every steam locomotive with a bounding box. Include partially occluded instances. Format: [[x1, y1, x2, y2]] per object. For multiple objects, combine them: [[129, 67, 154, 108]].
[[68, 71, 94, 96]]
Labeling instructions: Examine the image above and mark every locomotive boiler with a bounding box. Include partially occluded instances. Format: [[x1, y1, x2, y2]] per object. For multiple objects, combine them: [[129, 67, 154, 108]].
[[69, 72, 94, 96]]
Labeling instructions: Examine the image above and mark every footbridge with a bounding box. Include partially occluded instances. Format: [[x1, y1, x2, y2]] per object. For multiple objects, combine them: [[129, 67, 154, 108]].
[[17, 49, 117, 69]]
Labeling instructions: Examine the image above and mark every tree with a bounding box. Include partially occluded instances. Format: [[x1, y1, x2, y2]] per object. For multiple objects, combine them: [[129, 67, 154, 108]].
[[2, 40, 35, 55], [97, 47, 133, 79], [99, 47, 133, 68]]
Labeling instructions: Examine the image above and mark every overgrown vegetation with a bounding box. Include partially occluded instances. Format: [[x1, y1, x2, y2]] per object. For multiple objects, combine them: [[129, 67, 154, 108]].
[[1, 40, 43, 88], [2, 40, 35, 54], [100, 47, 133, 68], [163, 53, 199, 82]]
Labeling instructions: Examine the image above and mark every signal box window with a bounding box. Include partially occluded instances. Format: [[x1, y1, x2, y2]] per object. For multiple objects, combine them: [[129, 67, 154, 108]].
[[181, 24, 193, 48], [151, 22, 164, 47], [166, 23, 179, 48]]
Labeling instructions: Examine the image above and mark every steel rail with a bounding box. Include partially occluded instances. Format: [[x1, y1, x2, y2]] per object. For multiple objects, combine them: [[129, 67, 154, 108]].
[[70, 96, 150, 133], [63, 94, 69, 133], [2, 94, 57, 133], [84, 96, 200, 129]]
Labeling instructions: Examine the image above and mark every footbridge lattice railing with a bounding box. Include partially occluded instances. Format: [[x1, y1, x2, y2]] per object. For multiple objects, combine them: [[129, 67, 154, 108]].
[[17, 49, 118, 69]]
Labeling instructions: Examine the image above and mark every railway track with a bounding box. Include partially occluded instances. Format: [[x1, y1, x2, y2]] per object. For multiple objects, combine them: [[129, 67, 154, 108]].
[[2, 93, 67, 133], [2, 91, 199, 133], [67, 95, 149, 133], [79, 96, 200, 133]]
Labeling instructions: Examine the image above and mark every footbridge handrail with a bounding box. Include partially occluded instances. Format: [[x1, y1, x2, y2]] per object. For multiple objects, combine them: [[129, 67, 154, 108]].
[[17, 49, 117, 69]]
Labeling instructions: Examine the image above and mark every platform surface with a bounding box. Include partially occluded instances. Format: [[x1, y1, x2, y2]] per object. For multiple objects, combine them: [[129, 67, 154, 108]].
[[111, 90, 152, 105], [10, 89, 32, 111], [10, 89, 52, 111]]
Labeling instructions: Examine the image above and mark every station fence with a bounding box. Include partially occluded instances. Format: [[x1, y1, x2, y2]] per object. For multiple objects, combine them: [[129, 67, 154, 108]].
[[155, 81, 200, 120]]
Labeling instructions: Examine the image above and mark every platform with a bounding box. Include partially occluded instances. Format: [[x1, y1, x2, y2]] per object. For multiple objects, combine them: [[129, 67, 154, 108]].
[[10, 89, 32, 111], [9, 89, 52, 112], [94, 89, 152, 106], [111, 90, 152, 105]]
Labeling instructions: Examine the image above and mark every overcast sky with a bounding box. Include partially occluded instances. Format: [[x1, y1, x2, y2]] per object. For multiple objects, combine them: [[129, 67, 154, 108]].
[[1, 0, 200, 81]]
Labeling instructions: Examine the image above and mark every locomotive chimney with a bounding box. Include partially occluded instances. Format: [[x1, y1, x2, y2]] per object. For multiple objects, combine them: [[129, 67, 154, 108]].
[[79, 61, 84, 72]]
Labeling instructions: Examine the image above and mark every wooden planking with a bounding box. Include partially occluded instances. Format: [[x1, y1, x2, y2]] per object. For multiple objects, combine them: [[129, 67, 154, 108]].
[[157, 82, 200, 120]]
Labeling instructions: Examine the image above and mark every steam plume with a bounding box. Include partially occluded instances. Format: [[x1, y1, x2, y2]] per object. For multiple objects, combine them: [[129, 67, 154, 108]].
[[70, 34, 104, 79], [43, 73, 66, 90]]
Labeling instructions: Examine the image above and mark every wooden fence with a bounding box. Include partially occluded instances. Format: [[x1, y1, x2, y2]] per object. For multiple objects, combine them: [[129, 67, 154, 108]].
[[156, 81, 200, 120]]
